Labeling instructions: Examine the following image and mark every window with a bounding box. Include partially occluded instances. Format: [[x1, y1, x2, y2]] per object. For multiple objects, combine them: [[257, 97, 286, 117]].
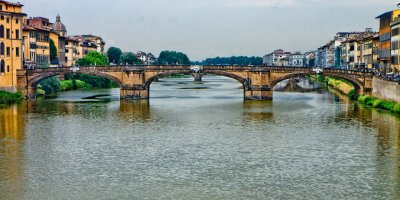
[[0, 60, 4, 73], [15, 29, 19, 39], [16, 19, 18, 24], [6, 47, 10, 56], [0, 25, 3, 38], [0, 5, 2, 11], [65, 49, 69, 53], [16, 47, 19, 57], [0, 42, 3, 55], [6, 18, 9, 24], [7, 65, 9, 72], [6, 29, 10, 39], [391, 56, 399, 65]]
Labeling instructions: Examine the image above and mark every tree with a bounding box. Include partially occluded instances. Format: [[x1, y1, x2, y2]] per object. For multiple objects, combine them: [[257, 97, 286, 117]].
[[39, 76, 61, 94], [107, 47, 122, 64], [120, 52, 142, 65], [195, 56, 263, 65], [49, 39, 58, 63], [76, 51, 109, 66], [158, 51, 190, 65]]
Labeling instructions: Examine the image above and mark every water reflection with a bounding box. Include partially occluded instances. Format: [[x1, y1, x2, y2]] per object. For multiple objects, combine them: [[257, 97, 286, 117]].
[[0, 104, 25, 200], [119, 100, 151, 122], [0, 76, 400, 199], [243, 101, 274, 123]]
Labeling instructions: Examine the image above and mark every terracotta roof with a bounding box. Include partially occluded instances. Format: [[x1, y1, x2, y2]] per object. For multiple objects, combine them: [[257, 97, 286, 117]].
[[0, 0, 23, 7]]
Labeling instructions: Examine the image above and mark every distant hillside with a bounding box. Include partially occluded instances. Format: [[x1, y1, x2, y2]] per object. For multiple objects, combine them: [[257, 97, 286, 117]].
[[193, 56, 263, 65]]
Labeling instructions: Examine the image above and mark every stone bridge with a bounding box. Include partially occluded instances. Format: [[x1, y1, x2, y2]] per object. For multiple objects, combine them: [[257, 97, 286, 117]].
[[16, 65, 374, 100]]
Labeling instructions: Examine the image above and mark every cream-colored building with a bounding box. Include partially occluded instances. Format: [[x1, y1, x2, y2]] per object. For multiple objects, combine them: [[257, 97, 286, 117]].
[[65, 36, 79, 66], [0, 1, 26, 92]]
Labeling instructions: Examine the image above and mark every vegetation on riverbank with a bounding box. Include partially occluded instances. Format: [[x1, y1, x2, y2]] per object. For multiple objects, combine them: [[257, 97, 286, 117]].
[[311, 75, 400, 115], [0, 91, 24, 105], [357, 95, 400, 114], [311, 75, 356, 98]]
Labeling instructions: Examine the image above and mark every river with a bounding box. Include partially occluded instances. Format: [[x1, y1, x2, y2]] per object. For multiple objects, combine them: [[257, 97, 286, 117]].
[[0, 76, 399, 199]]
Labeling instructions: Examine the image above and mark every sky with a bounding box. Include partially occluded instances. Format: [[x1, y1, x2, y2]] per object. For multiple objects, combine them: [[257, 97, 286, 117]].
[[19, 0, 397, 61]]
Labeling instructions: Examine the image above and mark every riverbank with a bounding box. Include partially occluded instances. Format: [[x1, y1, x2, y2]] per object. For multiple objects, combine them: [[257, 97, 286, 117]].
[[311, 75, 400, 115], [0, 91, 24, 105]]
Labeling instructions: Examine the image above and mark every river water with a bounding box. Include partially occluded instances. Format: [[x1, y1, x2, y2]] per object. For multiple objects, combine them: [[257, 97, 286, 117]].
[[0, 76, 399, 199]]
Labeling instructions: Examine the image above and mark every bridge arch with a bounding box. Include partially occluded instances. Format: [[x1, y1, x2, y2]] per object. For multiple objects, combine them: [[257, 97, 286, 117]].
[[144, 70, 249, 89], [270, 72, 365, 92], [28, 71, 123, 88]]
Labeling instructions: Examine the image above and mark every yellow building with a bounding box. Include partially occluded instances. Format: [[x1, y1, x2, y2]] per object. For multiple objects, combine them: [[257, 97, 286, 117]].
[[391, 12, 400, 73], [0, 1, 26, 92], [376, 9, 400, 74], [25, 16, 66, 67], [22, 26, 50, 68]]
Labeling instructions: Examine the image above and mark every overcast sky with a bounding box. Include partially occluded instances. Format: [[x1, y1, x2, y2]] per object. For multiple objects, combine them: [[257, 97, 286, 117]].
[[19, 0, 396, 60]]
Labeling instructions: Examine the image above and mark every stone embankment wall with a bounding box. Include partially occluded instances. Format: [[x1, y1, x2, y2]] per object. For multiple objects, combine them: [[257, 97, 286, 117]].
[[372, 77, 400, 103]]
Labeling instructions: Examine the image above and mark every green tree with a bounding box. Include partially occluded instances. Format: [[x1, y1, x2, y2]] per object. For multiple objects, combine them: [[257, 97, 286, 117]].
[[50, 39, 58, 63], [76, 51, 109, 66], [195, 56, 263, 65], [158, 51, 190, 65], [38, 76, 61, 94], [107, 47, 122, 64], [120, 52, 142, 65]]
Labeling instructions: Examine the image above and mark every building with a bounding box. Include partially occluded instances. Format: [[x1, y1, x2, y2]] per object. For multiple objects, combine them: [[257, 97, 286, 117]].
[[341, 38, 361, 69], [391, 14, 400, 73], [360, 34, 379, 69], [317, 44, 329, 68], [304, 51, 317, 67], [376, 9, 400, 74], [22, 25, 50, 68], [288, 52, 304, 67], [76, 36, 98, 59], [80, 35, 105, 54], [65, 36, 79, 66], [0, 1, 26, 92], [340, 30, 377, 69], [262, 49, 291, 66], [135, 51, 157, 64], [64, 35, 106, 66], [25, 16, 67, 66], [51, 15, 67, 66], [53, 14, 67, 37]]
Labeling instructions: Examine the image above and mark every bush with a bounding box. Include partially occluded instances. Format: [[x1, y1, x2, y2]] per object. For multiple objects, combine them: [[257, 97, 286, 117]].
[[39, 76, 61, 94], [372, 100, 383, 108], [348, 89, 357, 100], [393, 103, 400, 114], [0, 91, 24, 105], [60, 80, 91, 91], [357, 95, 400, 114]]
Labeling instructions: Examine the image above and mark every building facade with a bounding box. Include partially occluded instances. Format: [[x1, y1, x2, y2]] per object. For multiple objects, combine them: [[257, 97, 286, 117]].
[[376, 10, 400, 74], [22, 26, 50, 68], [288, 52, 304, 67], [262, 49, 291, 66], [65, 37, 79, 66], [0, 1, 26, 92], [25, 15, 67, 66]]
